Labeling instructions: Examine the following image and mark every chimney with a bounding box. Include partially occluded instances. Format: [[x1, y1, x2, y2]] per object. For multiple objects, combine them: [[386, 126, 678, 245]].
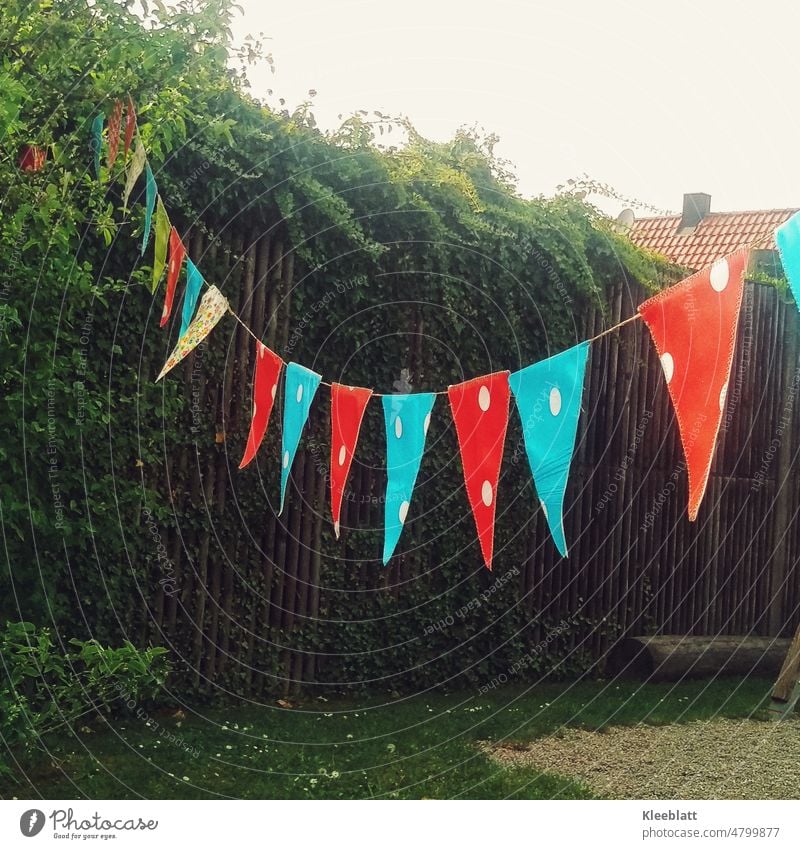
[[679, 192, 711, 232]]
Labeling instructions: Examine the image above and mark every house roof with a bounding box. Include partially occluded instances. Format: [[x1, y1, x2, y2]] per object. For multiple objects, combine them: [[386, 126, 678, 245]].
[[627, 208, 798, 271]]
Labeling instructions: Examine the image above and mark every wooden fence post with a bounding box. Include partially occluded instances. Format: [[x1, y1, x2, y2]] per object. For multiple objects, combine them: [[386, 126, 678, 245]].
[[767, 301, 799, 636], [769, 623, 800, 720]]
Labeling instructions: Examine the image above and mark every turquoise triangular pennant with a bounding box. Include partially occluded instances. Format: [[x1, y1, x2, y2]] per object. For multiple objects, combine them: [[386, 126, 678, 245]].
[[280, 363, 322, 514], [508, 341, 589, 557], [382, 393, 436, 565], [179, 257, 203, 338], [776, 211, 800, 307], [141, 163, 157, 255]]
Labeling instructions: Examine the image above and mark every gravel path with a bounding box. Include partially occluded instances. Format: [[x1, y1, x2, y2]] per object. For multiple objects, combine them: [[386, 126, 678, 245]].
[[483, 718, 800, 799]]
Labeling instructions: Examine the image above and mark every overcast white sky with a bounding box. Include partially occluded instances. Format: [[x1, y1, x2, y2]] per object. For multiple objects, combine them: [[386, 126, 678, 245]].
[[231, 0, 800, 217]]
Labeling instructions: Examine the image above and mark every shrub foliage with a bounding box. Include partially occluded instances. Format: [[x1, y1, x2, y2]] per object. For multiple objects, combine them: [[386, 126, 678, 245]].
[[0, 0, 665, 693]]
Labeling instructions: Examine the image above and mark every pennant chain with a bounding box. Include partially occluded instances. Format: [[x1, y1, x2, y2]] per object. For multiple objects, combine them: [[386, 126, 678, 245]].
[[104, 95, 800, 566]]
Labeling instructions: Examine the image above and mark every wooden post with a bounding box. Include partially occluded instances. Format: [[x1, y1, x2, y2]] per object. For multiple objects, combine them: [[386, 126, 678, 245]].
[[767, 298, 799, 635], [769, 622, 800, 720]]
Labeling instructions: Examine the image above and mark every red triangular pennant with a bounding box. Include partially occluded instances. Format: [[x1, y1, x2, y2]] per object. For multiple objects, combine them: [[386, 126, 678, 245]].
[[330, 383, 373, 538], [638, 248, 748, 520], [107, 98, 123, 170], [447, 371, 511, 569], [160, 226, 186, 328], [239, 342, 284, 469], [123, 94, 136, 157]]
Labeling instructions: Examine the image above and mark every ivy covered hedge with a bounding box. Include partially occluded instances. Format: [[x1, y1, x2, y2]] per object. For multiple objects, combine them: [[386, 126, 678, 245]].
[[0, 0, 668, 694]]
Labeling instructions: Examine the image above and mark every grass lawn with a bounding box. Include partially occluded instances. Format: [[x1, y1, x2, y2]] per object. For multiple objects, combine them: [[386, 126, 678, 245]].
[[1, 676, 772, 800]]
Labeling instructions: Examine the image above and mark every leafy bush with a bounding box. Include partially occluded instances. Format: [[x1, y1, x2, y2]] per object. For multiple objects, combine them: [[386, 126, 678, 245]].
[[0, 0, 670, 694], [0, 621, 170, 761]]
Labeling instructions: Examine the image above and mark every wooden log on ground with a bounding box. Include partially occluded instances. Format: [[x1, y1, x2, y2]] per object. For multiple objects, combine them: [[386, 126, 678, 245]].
[[607, 635, 790, 681]]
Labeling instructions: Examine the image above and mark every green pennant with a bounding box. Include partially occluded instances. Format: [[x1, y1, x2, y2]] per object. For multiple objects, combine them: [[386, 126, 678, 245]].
[[151, 197, 170, 293]]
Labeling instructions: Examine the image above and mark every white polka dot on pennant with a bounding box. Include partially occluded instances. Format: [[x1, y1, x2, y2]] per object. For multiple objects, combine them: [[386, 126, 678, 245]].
[[478, 385, 491, 411], [253, 402, 257, 417], [541, 501, 548, 520], [271, 383, 277, 400], [395, 416, 403, 439], [398, 501, 410, 524], [423, 412, 431, 435], [549, 387, 562, 416], [161, 304, 168, 319], [296, 384, 303, 403], [710, 258, 729, 292], [338, 445, 346, 466], [719, 382, 728, 411], [334, 520, 340, 537], [481, 480, 493, 507], [259, 344, 265, 359], [282, 451, 289, 469], [660, 352, 674, 384]]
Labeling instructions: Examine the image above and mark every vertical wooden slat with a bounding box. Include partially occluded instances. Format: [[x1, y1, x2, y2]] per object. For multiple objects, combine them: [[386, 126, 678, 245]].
[[266, 239, 284, 351], [304, 454, 326, 686], [279, 251, 295, 356], [768, 299, 799, 634]]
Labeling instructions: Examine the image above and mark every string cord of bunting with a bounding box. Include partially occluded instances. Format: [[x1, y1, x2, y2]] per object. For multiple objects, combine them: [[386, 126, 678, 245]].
[[86, 98, 800, 571]]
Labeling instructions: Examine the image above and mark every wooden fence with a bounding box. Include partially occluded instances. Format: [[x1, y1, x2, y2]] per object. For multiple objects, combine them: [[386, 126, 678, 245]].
[[141, 228, 800, 694]]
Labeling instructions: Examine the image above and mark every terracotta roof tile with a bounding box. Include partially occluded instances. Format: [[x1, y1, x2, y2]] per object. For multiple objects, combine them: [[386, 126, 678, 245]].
[[627, 208, 798, 271]]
